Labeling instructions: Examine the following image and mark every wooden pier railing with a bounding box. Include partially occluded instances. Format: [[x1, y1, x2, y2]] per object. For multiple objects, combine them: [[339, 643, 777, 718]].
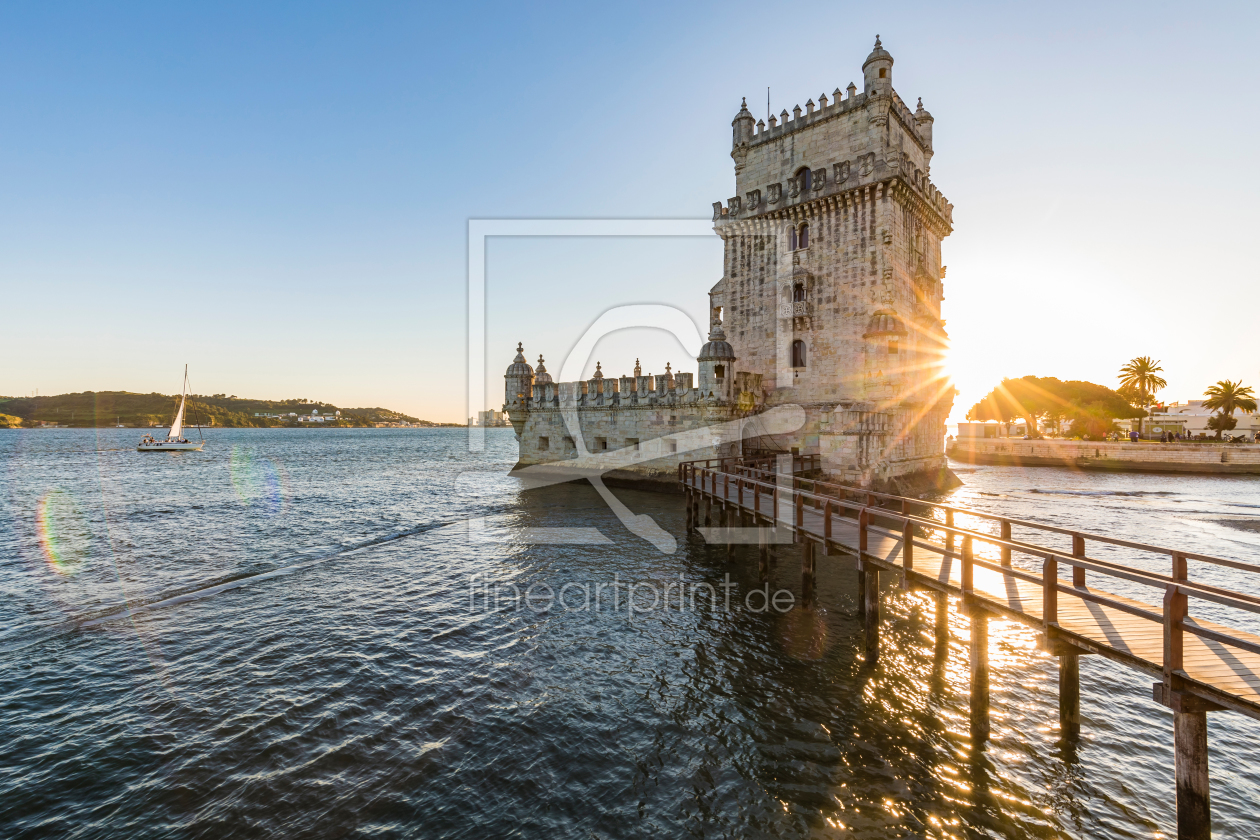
[[678, 458, 1260, 840]]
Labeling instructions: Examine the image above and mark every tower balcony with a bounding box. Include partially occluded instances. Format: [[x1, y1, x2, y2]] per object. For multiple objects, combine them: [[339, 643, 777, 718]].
[[779, 301, 812, 318]]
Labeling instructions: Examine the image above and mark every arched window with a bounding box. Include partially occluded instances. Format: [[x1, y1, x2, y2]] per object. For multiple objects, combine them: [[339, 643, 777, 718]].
[[714, 364, 725, 381], [791, 339, 807, 368], [796, 167, 812, 192], [787, 225, 797, 250], [798, 223, 809, 249], [793, 283, 806, 302], [888, 337, 899, 356]]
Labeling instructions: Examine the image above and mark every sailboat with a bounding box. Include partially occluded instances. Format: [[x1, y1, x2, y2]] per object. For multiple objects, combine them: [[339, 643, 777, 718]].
[[138, 365, 205, 452]]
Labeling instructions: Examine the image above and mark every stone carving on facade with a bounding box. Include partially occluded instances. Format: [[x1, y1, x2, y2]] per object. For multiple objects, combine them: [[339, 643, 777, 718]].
[[727, 196, 741, 216], [712, 201, 724, 221], [767, 182, 782, 203], [811, 169, 826, 191], [859, 153, 875, 177], [834, 161, 850, 183], [746, 188, 761, 210]]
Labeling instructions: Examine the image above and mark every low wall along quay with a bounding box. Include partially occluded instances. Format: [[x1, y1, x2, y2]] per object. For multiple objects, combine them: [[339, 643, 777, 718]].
[[949, 438, 1260, 475]]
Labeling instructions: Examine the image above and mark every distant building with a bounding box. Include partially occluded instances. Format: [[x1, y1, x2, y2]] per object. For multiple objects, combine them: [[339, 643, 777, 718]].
[[472, 409, 511, 427], [1139, 401, 1260, 439]]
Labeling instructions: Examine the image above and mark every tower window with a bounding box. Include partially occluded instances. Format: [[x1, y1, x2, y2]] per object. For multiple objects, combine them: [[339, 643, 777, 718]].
[[539, 436, 550, 450], [798, 223, 809, 249], [787, 225, 797, 250], [879, 68, 887, 78], [796, 167, 812, 192], [791, 339, 807, 368], [714, 364, 725, 380], [888, 338, 899, 355], [793, 283, 805, 302]]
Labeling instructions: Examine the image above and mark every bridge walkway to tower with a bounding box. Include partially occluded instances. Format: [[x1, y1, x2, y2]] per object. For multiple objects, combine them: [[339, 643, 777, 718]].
[[680, 457, 1260, 840]]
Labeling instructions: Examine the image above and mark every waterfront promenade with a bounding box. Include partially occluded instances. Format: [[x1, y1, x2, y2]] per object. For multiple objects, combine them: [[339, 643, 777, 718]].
[[950, 437, 1260, 474]]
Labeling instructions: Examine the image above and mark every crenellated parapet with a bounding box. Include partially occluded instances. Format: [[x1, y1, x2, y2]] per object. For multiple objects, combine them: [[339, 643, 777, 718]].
[[527, 369, 701, 409]]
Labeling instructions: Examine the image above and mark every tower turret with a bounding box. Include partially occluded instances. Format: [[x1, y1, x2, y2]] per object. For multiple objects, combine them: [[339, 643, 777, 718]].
[[731, 97, 755, 148], [503, 343, 534, 435], [534, 355, 552, 386], [862, 35, 893, 96], [914, 97, 934, 150], [697, 321, 737, 402]]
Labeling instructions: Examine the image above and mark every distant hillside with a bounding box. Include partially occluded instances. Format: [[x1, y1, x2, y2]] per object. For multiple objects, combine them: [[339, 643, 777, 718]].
[[0, 392, 457, 428]]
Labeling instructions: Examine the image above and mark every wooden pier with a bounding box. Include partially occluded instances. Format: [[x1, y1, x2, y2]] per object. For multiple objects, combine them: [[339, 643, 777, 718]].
[[680, 456, 1260, 840]]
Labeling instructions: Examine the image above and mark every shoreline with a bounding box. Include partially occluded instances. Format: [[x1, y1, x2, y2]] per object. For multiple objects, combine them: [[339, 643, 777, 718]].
[[949, 438, 1260, 475]]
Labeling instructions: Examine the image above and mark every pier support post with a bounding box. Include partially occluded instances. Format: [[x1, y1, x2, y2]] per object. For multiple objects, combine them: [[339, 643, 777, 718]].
[[1060, 651, 1081, 737], [685, 491, 692, 531], [1153, 684, 1219, 839], [861, 563, 879, 663], [802, 540, 816, 604], [758, 522, 769, 578], [1174, 707, 1211, 840], [935, 592, 949, 649], [970, 608, 990, 743], [703, 496, 711, 528]]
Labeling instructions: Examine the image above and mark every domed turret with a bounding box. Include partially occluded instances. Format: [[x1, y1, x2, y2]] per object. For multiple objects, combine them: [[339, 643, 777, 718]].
[[503, 342, 535, 415], [864, 310, 907, 337], [914, 97, 934, 148], [731, 96, 755, 149], [534, 355, 552, 386], [697, 323, 737, 402], [505, 342, 534, 377], [698, 326, 735, 362], [862, 35, 893, 95]]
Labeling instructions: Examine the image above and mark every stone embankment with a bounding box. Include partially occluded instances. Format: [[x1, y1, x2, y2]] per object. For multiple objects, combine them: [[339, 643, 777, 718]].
[[948, 438, 1260, 475]]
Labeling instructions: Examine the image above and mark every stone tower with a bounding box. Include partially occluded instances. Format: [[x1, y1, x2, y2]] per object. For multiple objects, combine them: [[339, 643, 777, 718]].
[[710, 37, 955, 488]]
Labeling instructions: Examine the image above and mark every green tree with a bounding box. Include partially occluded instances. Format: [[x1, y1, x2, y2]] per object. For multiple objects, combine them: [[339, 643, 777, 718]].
[[1067, 403, 1120, 440], [968, 376, 1142, 438], [1202, 380, 1257, 439], [1117, 357, 1167, 437]]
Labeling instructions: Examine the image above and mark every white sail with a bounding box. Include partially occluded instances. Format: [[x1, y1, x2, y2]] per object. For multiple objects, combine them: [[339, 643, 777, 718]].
[[168, 364, 188, 440], [169, 395, 186, 440]]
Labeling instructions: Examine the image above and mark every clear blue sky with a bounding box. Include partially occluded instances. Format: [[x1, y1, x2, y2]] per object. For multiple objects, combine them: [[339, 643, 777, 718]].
[[2, 2, 1257, 421]]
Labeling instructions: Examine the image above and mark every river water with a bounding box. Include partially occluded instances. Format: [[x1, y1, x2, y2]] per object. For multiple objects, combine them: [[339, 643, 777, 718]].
[[2, 428, 1258, 839]]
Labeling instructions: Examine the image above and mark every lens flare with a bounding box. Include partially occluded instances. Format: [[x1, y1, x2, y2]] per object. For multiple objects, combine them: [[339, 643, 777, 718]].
[[36, 490, 91, 575], [229, 446, 288, 516]]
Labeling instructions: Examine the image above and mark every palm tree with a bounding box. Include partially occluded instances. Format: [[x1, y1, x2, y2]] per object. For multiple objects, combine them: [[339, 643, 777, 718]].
[[1117, 356, 1167, 438], [1202, 380, 1257, 439]]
